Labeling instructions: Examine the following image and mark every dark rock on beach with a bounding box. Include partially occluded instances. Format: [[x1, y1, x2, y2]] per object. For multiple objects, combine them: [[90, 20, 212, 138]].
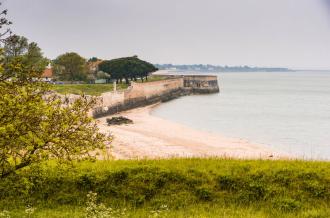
[[106, 116, 133, 126]]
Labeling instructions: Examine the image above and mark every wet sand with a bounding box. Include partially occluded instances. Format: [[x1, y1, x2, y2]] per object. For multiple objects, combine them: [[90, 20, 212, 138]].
[[97, 104, 286, 160]]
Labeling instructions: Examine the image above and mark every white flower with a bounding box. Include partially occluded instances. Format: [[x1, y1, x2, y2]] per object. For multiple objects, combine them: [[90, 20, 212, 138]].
[[0, 210, 10, 218]]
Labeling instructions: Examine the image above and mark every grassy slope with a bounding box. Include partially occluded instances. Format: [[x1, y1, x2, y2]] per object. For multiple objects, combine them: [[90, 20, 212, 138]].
[[1, 158, 330, 217]]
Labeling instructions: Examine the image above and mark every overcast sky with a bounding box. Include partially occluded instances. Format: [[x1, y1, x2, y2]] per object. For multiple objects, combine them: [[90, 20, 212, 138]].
[[3, 0, 330, 69]]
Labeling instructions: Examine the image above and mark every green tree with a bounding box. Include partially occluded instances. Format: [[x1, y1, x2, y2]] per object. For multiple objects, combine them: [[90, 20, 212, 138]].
[[98, 59, 124, 83], [98, 56, 158, 84], [3, 35, 48, 72], [24, 42, 48, 72], [3, 35, 28, 57], [53, 52, 88, 81], [88, 57, 100, 62], [0, 7, 109, 178], [133, 58, 158, 82]]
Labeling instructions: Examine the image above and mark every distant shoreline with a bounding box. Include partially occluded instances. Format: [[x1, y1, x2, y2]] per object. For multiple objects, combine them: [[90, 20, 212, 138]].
[[155, 64, 293, 73]]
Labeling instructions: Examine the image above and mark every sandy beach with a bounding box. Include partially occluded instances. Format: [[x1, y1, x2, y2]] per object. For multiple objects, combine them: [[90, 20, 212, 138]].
[[97, 104, 285, 160]]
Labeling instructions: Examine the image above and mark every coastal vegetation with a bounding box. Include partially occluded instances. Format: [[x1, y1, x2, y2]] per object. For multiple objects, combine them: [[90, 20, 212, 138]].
[[0, 6, 109, 179], [0, 158, 330, 217], [3, 34, 48, 72], [53, 52, 88, 81], [98, 56, 158, 84], [51, 83, 128, 96], [0, 49, 109, 179], [51, 55, 158, 84]]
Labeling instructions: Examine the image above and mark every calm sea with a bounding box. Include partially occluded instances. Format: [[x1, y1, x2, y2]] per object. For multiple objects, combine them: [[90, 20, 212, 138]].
[[151, 71, 330, 160]]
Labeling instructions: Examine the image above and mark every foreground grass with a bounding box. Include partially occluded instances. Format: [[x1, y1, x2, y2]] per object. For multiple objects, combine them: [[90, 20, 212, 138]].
[[1, 158, 330, 217], [51, 83, 128, 96]]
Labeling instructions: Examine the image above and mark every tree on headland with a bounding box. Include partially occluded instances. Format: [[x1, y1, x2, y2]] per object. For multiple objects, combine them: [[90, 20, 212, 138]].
[[53, 52, 88, 81], [3, 35, 28, 57], [98, 56, 158, 84], [88, 57, 100, 62], [25, 41, 49, 71], [134, 58, 158, 82], [3, 35, 48, 72], [0, 5, 109, 178]]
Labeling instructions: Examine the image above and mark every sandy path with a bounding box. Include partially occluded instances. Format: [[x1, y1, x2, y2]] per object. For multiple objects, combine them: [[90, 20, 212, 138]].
[[97, 105, 285, 159]]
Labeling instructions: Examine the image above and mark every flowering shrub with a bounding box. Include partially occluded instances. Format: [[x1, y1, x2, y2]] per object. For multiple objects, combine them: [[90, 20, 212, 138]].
[[85, 192, 126, 218], [25, 205, 36, 218], [0, 210, 10, 218], [150, 205, 169, 217]]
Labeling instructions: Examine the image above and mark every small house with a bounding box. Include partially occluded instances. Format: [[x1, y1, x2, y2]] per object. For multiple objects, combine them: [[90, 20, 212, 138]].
[[41, 64, 53, 82]]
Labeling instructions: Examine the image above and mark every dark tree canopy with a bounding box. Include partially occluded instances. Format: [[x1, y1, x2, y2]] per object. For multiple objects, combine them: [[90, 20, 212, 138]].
[[88, 57, 100, 62], [98, 56, 158, 84], [53, 52, 88, 81]]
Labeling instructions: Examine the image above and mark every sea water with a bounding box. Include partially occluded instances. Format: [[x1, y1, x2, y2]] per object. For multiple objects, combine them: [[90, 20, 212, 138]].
[[151, 71, 330, 160]]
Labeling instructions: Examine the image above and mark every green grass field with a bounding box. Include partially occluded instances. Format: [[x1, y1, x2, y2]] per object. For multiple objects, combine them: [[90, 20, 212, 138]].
[[51, 75, 168, 96], [135, 75, 168, 83], [51, 83, 128, 96], [1, 158, 330, 217]]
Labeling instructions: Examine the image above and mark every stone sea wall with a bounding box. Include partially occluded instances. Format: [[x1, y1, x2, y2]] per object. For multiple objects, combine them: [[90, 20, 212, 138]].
[[91, 75, 219, 118]]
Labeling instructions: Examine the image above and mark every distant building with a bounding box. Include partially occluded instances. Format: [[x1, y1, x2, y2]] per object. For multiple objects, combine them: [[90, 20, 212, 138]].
[[41, 63, 53, 82], [87, 60, 103, 82], [88, 60, 103, 74], [95, 79, 107, 84]]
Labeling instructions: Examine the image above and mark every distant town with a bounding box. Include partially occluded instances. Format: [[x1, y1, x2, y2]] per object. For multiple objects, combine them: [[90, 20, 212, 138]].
[[155, 64, 293, 72]]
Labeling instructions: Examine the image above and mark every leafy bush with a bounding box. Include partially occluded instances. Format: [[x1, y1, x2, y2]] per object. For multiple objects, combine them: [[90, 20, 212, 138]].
[[195, 187, 213, 201]]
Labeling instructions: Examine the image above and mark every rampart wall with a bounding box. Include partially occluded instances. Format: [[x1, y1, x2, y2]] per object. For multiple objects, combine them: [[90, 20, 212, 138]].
[[90, 75, 219, 118]]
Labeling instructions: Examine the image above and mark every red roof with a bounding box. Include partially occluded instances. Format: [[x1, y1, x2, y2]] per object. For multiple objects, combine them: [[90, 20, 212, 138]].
[[88, 60, 103, 70], [41, 68, 53, 78]]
